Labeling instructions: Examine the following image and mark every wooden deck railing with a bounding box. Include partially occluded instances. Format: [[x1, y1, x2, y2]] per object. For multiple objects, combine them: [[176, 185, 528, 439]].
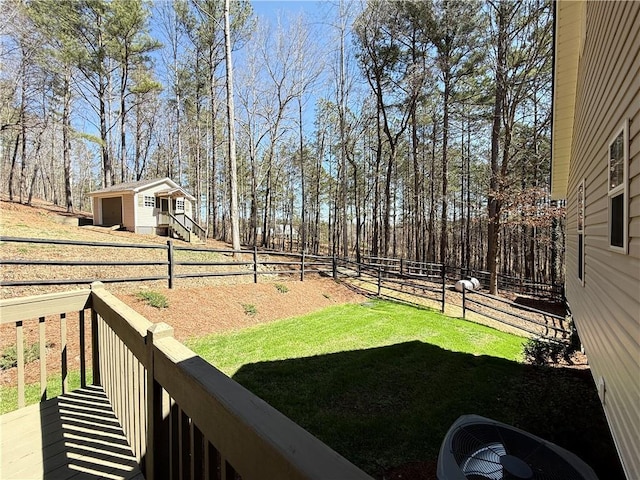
[[0, 283, 372, 480]]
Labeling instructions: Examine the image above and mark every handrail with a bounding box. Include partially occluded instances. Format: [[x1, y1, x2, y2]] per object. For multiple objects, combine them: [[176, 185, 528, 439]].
[[168, 213, 191, 242], [184, 213, 207, 242], [0, 284, 372, 480]]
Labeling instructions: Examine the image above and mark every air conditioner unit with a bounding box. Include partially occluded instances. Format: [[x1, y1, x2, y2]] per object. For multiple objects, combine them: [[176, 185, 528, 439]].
[[437, 414, 598, 480]]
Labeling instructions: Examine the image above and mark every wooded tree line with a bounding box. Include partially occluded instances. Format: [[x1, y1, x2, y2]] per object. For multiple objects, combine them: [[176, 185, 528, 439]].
[[0, 0, 565, 291]]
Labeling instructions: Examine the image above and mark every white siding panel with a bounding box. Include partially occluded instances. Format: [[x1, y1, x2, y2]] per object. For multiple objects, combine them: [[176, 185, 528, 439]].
[[135, 192, 158, 230], [564, 2, 640, 478], [122, 194, 135, 231]]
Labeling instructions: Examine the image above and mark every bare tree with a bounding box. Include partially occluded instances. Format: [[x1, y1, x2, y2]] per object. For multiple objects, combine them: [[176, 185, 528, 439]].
[[224, 0, 240, 251]]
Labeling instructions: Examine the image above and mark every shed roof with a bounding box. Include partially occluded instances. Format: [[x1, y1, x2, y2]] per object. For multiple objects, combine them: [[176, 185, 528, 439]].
[[88, 178, 196, 201]]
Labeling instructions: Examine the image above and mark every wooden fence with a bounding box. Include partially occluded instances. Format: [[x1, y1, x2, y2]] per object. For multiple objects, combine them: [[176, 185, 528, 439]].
[[0, 283, 372, 479], [1, 237, 562, 300], [0, 236, 333, 289], [360, 256, 564, 302], [1, 236, 570, 341], [461, 285, 571, 340], [338, 257, 447, 312]]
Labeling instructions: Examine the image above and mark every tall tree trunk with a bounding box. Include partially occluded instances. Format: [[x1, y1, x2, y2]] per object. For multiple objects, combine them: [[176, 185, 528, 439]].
[[19, 58, 27, 204], [487, 2, 507, 294], [224, 0, 241, 252], [427, 116, 437, 262], [209, 43, 218, 239], [63, 70, 73, 212], [439, 75, 451, 266], [9, 133, 20, 201], [298, 97, 306, 252]]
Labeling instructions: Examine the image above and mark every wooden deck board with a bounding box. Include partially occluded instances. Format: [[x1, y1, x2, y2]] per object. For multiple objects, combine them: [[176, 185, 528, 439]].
[[1, 385, 144, 480]]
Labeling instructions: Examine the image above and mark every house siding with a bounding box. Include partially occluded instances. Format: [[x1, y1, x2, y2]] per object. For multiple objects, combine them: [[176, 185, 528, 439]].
[[91, 197, 101, 225], [134, 183, 172, 232], [565, 2, 640, 479], [122, 193, 135, 231]]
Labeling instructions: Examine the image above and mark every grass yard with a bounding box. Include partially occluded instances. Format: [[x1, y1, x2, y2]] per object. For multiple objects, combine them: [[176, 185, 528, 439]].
[[188, 300, 623, 479], [0, 370, 92, 414]]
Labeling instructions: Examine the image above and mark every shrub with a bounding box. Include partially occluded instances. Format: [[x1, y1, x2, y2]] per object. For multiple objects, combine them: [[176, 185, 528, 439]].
[[242, 303, 257, 316], [524, 333, 580, 365], [1, 342, 40, 370], [136, 291, 169, 309], [275, 283, 289, 294]]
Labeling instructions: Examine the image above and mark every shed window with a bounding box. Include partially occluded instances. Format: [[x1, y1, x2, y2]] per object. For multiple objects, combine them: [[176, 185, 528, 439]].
[[608, 121, 628, 252], [176, 199, 185, 211], [144, 196, 155, 208]]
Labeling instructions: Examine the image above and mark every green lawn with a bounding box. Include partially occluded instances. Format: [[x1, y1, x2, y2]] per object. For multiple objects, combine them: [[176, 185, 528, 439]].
[[1, 300, 621, 479], [0, 370, 92, 414], [187, 299, 524, 375], [188, 299, 622, 479]]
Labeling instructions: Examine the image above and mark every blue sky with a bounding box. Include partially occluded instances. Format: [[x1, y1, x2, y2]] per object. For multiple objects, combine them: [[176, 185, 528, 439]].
[[251, 0, 326, 18]]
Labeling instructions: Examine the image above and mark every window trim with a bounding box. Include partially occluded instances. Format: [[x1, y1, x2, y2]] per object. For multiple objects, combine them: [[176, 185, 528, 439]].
[[607, 120, 629, 253], [143, 195, 156, 208]]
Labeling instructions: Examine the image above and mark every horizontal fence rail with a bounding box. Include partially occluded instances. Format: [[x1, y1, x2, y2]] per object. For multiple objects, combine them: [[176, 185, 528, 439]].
[[1, 236, 568, 341], [0, 283, 372, 479], [1, 236, 563, 300], [461, 286, 571, 340]]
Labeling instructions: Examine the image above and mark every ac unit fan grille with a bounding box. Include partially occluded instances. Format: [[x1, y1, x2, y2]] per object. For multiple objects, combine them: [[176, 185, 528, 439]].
[[450, 424, 588, 480]]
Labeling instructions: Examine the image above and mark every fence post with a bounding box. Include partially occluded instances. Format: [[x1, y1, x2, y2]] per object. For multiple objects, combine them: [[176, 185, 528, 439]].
[[253, 246, 258, 283], [400, 258, 404, 276], [462, 283, 466, 319], [441, 265, 446, 313], [146, 322, 173, 478], [300, 251, 305, 282], [167, 240, 174, 289], [377, 266, 382, 296], [332, 255, 337, 280]]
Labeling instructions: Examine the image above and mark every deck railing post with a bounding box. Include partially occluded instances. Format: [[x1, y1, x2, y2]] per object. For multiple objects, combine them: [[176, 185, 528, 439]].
[[146, 322, 174, 479], [90, 282, 103, 386], [167, 240, 174, 289]]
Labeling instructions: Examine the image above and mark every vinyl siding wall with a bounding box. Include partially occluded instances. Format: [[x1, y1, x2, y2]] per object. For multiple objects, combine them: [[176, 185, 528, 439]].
[[565, 2, 640, 478], [134, 183, 194, 233], [122, 193, 135, 231], [91, 197, 101, 225]]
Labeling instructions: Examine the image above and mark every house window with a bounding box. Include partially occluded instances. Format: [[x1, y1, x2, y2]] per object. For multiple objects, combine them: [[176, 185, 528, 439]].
[[144, 196, 156, 208], [608, 121, 628, 252], [176, 199, 185, 211], [577, 180, 584, 284]]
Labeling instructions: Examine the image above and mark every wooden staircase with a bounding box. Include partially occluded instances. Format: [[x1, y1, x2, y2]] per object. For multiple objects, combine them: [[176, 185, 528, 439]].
[[167, 213, 206, 243]]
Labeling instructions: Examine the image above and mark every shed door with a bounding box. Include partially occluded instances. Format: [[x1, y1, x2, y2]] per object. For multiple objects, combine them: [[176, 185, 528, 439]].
[[102, 197, 123, 226]]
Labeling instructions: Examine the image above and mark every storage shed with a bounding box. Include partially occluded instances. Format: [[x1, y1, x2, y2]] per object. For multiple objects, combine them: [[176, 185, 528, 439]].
[[88, 178, 205, 242]]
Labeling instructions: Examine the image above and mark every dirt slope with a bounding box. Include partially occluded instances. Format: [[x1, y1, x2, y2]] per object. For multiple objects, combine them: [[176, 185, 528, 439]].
[[0, 198, 366, 385]]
